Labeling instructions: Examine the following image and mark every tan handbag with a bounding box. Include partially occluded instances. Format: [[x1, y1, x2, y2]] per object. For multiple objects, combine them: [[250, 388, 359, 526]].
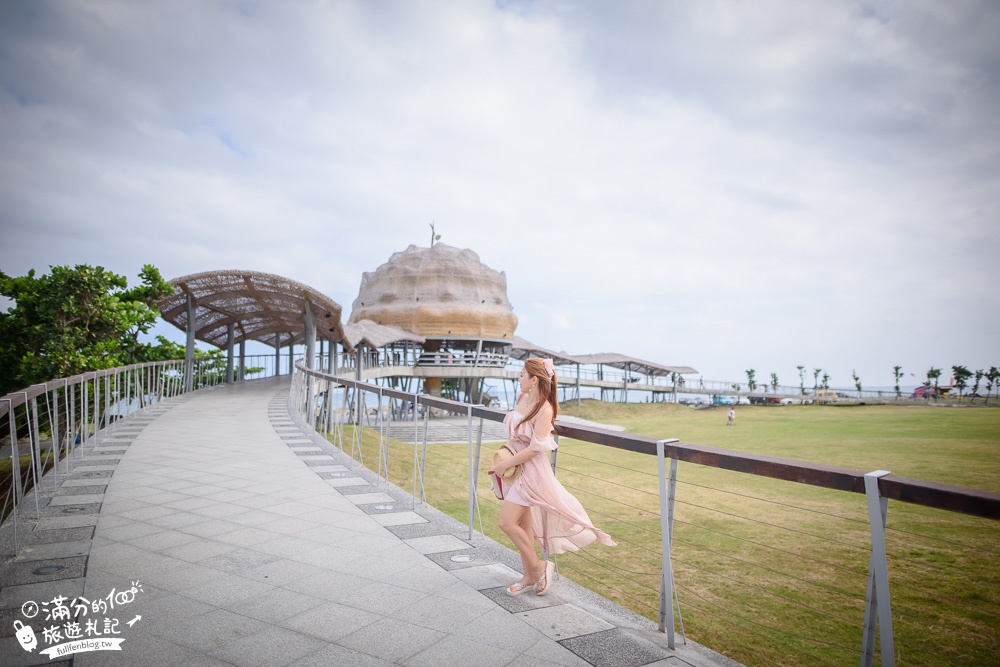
[[488, 445, 522, 500]]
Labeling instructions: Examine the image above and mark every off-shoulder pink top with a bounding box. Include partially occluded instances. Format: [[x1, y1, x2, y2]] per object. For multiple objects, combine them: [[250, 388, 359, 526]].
[[502, 401, 616, 555]]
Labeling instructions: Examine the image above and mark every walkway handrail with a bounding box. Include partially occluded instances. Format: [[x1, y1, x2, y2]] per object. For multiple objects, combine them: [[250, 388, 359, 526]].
[[0, 355, 286, 555], [295, 367, 1000, 520], [294, 362, 1000, 667], [1, 362, 173, 417]]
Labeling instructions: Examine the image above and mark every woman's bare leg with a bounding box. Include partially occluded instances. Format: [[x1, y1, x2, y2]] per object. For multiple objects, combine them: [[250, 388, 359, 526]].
[[499, 502, 543, 583]]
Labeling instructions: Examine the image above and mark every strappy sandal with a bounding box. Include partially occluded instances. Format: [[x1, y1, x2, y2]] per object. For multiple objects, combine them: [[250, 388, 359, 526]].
[[506, 581, 532, 597], [535, 560, 555, 596]]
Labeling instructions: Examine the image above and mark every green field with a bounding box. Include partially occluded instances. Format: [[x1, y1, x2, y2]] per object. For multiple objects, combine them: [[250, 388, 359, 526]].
[[334, 402, 1000, 667]]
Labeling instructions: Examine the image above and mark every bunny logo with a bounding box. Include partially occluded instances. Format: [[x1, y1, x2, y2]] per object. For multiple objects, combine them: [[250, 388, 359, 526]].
[[14, 620, 37, 652]]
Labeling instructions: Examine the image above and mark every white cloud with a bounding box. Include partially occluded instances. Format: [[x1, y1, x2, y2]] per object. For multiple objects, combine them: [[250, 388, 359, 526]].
[[1, 0, 996, 389]]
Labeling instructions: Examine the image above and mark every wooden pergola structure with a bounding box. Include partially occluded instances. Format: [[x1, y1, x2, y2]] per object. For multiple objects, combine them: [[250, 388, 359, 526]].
[[157, 270, 349, 390]]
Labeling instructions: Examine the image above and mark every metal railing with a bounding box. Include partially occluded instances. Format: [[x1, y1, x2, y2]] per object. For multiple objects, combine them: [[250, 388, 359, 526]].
[[0, 356, 262, 552], [291, 361, 1000, 667]]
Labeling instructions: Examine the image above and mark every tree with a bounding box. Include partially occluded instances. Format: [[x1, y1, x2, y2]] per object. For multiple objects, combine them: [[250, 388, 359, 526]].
[[797, 365, 805, 395], [0, 264, 173, 395], [925, 367, 942, 400], [893, 365, 903, 399], [770, 372, 779, 393], [987, 367, 1000, 406], [821, 372, 830, 389], [951, 366, 972, 400], [852, 370, 862, 396], [972, 369, 984, 403], [745, 369, 757, 393], [813, 368, 822, 391]]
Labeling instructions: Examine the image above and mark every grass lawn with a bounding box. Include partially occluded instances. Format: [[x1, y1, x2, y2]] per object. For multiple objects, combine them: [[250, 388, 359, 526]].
[[333, 401, 1000, 667]]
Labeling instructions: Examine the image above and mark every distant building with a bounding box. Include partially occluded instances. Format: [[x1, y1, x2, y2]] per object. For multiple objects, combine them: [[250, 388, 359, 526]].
[[347, 243, 517, 403]]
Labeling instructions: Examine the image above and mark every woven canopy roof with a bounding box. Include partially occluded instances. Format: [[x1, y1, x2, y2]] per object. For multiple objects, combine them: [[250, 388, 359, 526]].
[[343, 319, 425, 350], [348, 244, 518, 339], [157, 270, 347, 349], [568, 353, 697, 377], [510, 336, 580, 365]]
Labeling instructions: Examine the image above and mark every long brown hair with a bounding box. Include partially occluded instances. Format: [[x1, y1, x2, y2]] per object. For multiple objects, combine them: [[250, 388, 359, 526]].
[[519, 357, 559, 432]]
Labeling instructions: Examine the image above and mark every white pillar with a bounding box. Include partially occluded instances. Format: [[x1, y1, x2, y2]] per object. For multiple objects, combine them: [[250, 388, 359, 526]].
[[184, 293, 196, 392], [274, 335, 281, 376], [226, 322, 235, 384], [305, 304, 316, 370], [239, 340, 246, 381]]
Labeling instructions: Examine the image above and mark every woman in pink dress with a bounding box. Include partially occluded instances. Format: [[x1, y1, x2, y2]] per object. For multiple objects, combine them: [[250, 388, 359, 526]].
[[491, 357, 616, 597]]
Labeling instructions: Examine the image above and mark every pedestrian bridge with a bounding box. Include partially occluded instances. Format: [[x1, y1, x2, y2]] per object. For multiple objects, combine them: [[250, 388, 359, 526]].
[[3, 362, 998, 667], [0, 377, 734, 667]]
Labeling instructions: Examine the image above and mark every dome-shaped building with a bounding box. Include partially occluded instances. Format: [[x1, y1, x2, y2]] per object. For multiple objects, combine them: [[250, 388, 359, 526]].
[[348, 243, 517, 400]]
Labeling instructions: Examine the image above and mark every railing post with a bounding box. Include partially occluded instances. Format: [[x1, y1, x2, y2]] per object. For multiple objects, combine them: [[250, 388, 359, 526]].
[[420, 401, 429, 503], [68, 383, 76, 457], [376, 388, 388, 486], [411, 392, 421, 509], [473, 416, 485, 537], [24, 394, 40, 518], [656, 438, 680, 648], [467, 404, 475, 540], [3, 397, 20, 554], [861, 470, 895, 667]]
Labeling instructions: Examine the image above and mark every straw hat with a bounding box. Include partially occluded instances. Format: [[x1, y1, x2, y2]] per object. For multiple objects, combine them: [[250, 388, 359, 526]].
[[491, 445, 522, 481]]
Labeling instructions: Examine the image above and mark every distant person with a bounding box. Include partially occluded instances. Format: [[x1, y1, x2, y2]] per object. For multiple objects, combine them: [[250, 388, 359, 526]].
[[727, 407, 735, 426], [491, 358, 616, 597]]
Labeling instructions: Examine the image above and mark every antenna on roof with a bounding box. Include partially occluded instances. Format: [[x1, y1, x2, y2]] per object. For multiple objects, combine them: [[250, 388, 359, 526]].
[[430, 221, 441, 247]]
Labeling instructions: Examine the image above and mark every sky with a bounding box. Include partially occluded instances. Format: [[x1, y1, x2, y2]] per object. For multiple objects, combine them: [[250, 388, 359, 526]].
[[1, 0, 998, 390]]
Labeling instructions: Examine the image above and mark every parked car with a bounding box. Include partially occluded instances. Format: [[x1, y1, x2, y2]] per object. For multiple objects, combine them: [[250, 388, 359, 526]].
[[679, 396, 708, 406], [812, 390, 838, 403], [748, 396, 780, 405]]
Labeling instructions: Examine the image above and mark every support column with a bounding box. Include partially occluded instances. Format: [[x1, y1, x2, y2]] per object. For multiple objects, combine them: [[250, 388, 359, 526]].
[[305, 306, 317, 427], [305, 305, 316, 370], [238, 340, 246, 381], [226, 322, 235, 384], [274, 335, 281, 376], [576, 363, 581, 406], [624, 362, 630, 403], [861, 470, 895, 667], [184, 293, 196, 393]]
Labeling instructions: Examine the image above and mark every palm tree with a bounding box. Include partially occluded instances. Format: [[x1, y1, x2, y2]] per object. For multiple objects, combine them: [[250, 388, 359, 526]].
[[926, 367, 942, 400], [852, 370, 862, 397], [821, 372, 830, 390], [972, 369, 984, 403], [813, 368, 822, 391], [770, 372, 779, 393], [745, 369, 757, 393], [987, 367, 1000, 405], [951, 366, 972, 400], [893, 365, 903, 399], [797, 365, 805, 395]]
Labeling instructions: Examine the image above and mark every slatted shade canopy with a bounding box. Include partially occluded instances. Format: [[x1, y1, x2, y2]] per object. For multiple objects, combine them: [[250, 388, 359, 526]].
[[343, 319, 426, 349], [510, 336, 581, 366], [157, 270, 348, 350], [569, 353, 697, 377]]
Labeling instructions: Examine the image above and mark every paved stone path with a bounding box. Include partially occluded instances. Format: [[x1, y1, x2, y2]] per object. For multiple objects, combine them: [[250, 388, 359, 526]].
[[1, 378, 739, 667]]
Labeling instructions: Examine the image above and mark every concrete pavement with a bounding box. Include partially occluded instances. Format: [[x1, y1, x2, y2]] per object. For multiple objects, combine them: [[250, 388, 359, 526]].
[[0, 377, 740, 667]]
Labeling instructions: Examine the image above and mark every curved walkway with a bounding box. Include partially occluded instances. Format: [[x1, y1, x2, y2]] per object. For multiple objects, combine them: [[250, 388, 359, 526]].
[[1, 378, 738, 667]]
